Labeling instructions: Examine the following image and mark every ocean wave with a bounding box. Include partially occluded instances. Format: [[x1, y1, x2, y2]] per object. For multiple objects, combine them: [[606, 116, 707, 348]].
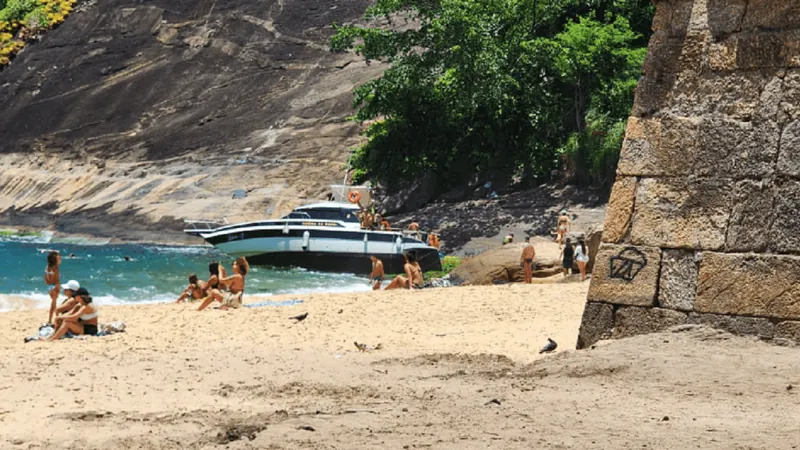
[[0, 230, 54, 244], [142, 245, 217, 255], [0, 292, 174, 312]]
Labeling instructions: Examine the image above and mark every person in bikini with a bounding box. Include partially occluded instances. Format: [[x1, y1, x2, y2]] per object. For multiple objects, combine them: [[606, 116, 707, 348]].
[[520, 237, 536, 284], [369, 256, 385, 290], [197, 262, 226, 311], [44, 251, 61, 325], [198, 257, 249, 310], [556, 210, 570, 248], [47, 287, 98, 341], [385, 252, 424, 290], [176, 273, 207, 303], [52, 280, 81, 329]]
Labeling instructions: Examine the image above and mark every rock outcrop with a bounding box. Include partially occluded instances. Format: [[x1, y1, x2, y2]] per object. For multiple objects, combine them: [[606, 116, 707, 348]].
[[0, 0, 379, 242], [578, 0, 800, 348]]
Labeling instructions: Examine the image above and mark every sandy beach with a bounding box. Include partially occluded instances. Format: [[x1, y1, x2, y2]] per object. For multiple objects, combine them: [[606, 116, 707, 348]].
[[2, 282, 799, 449]]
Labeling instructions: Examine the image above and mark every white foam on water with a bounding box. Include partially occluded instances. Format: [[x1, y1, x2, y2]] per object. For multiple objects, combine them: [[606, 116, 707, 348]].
[[0, 292, 174, 312]]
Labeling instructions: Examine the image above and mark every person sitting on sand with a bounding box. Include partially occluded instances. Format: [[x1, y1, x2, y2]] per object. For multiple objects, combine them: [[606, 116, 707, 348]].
[[52, 281, 81, 328], [369, 256, 385, 290], [196, 262, 226, 311], [176, 273, 207, 303], [198, 257, 249, 311], [44, 251, 61, 325], [560, 238, 574, 277], [520, 237, 536, 284], [385, 252, 424, 290], [503, 233, 514, 245], [556, 210, 570, 248], [47, 288, 98, 341]]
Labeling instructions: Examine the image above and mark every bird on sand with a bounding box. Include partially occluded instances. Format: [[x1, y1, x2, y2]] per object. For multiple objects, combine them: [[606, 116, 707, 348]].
[[290, 312, 308, 322], [539, 338, 558, 354]]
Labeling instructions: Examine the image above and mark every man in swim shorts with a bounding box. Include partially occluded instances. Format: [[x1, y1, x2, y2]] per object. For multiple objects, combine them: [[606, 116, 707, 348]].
[[369, 256, 385, 290], [520, 237, 536, 284]]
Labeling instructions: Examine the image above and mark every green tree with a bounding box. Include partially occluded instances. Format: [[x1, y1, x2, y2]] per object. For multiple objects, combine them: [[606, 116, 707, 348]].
[[332, 0, 652, 192]]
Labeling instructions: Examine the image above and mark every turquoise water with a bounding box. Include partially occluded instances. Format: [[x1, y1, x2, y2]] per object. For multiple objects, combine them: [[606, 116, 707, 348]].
[[0, 233, 372, 311]]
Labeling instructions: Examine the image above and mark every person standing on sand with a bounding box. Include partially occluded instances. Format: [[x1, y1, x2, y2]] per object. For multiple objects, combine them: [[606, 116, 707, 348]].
[[520, 237, 536, 284], [560, 238, 574, 277], [385, 253, 424, 290], [44, 251, 61, 325], [556, 210, 570, 248], [574, 237, 590, 281], [369, 256, 385, 290]]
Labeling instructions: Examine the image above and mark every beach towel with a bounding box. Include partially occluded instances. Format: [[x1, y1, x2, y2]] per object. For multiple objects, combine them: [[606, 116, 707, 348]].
[[244, 299, 304, 308], [24, 321, 127, 342]]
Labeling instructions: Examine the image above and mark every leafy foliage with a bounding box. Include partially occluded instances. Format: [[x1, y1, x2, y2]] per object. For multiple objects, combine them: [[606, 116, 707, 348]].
[[331, 0, 653, 191], [0, 0, 76, 66]]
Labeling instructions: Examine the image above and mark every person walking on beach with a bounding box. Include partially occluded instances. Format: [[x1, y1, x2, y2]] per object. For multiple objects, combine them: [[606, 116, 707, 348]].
[[47, 288, 98, 341], [556, 210, 570, 248], [44, 251, 61, 325], [369, 256, 385, 290], [176, 274, 207, 303], [560, 238, 574, 277], [385, 252, 424, 290], [574, 237, 590, 281], [520, 237, 536, 284]]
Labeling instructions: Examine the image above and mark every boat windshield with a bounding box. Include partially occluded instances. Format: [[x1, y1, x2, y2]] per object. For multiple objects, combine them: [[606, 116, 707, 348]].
[[284, 208, 359, 223]]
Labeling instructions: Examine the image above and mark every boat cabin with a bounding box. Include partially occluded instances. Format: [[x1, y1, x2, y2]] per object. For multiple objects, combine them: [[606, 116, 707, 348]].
[[283, 202, 361, 226]]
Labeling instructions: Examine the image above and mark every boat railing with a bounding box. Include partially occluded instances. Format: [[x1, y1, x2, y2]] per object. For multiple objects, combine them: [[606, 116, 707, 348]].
[[183, 218, 227, 231]]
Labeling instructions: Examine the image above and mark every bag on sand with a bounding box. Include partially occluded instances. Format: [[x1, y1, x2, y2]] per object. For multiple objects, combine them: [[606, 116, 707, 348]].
[[100, 321, 126, 334]]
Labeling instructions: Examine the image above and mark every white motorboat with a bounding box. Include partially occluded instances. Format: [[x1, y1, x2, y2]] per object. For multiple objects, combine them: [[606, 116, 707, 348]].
[[184, 199, 441, 275]]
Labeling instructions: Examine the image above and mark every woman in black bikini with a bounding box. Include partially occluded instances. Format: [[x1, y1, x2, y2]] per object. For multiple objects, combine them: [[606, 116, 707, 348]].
[[560, 238, 574, 277], [197, 261, 227, 311], [47, 288, 98, 341]]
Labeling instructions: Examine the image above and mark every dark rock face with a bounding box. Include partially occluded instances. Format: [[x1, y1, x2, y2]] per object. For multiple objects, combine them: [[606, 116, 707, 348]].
[[0, 0, 380, 240], [1, 0, 372, 157]]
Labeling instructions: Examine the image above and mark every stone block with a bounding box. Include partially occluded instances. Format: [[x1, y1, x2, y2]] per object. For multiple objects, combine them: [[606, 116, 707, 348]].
[[770, 180, 800, 253], [696, 253, 800, 319], [726, 180, 775, 252], [707, 0, 747, 38], [687, 313, 774, 339], [658, 250, 697, 311], [661, 71, 773, 119], [652, 1, 693, 38], [587, 244, 661, 307], [695, 117, 779, 178], [617, 116, 698, 177], [612, 307, 687, 339], [576, 302, 614, 350], [775, 321, 800, 342], [777, 121, 800, 176], [630, 178, 732, 251], [602, 177, 635, 244], [779, 71, 800, 123], [740, 1, 800, 31]]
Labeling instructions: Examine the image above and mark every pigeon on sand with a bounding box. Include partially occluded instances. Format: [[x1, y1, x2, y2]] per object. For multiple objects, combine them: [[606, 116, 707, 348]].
[[539, 338, 557, 354], [290, 312, 308, 322]]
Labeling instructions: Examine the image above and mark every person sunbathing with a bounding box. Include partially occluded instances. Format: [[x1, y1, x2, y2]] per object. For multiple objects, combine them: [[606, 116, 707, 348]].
[[198, 257, 249, 311], [47, 288, 98, 341], [176, 273, 206, 303], [384, 253, 424, 290]]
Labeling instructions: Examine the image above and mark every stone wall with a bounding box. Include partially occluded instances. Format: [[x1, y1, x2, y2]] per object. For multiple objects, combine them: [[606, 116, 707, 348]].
[[577, 0, 800, 348]]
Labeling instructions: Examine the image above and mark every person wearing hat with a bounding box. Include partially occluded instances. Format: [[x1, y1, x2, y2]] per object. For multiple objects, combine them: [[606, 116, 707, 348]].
[[50, 280, 81, 326], [556, 209, 570, 249], [48, 287, 98, 341]]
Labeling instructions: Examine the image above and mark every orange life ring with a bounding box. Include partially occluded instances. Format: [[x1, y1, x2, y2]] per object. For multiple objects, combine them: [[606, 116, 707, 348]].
[[348, 191, 361, 204]]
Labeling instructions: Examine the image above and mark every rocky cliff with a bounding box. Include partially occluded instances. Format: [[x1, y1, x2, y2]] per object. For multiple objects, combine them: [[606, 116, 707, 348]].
[[577, 0, 800, 348], [0, 0, 380, 242]]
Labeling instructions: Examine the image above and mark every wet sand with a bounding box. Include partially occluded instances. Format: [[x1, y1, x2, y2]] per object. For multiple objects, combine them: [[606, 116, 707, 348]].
[[1, 282, 797, 449]]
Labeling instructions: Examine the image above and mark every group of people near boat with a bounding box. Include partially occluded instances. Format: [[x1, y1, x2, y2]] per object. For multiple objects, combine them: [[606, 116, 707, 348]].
[[43, 251, 98, 341], [174, 257, 250, 311], [368, 252, 424, 291]]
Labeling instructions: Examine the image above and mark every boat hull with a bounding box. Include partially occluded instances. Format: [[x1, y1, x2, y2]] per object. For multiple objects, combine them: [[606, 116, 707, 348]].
[[242, 248, 442, 275], [198, 226, 442, 275]]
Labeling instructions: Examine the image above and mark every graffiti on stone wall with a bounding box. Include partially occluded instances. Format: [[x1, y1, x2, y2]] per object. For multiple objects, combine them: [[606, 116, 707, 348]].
[[609, 247, 647, 282]]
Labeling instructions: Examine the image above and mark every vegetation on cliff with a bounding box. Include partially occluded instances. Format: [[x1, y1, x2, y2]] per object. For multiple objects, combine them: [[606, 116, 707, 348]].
[[0, 0, 75, 66], [331, 0, 653, 192]]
